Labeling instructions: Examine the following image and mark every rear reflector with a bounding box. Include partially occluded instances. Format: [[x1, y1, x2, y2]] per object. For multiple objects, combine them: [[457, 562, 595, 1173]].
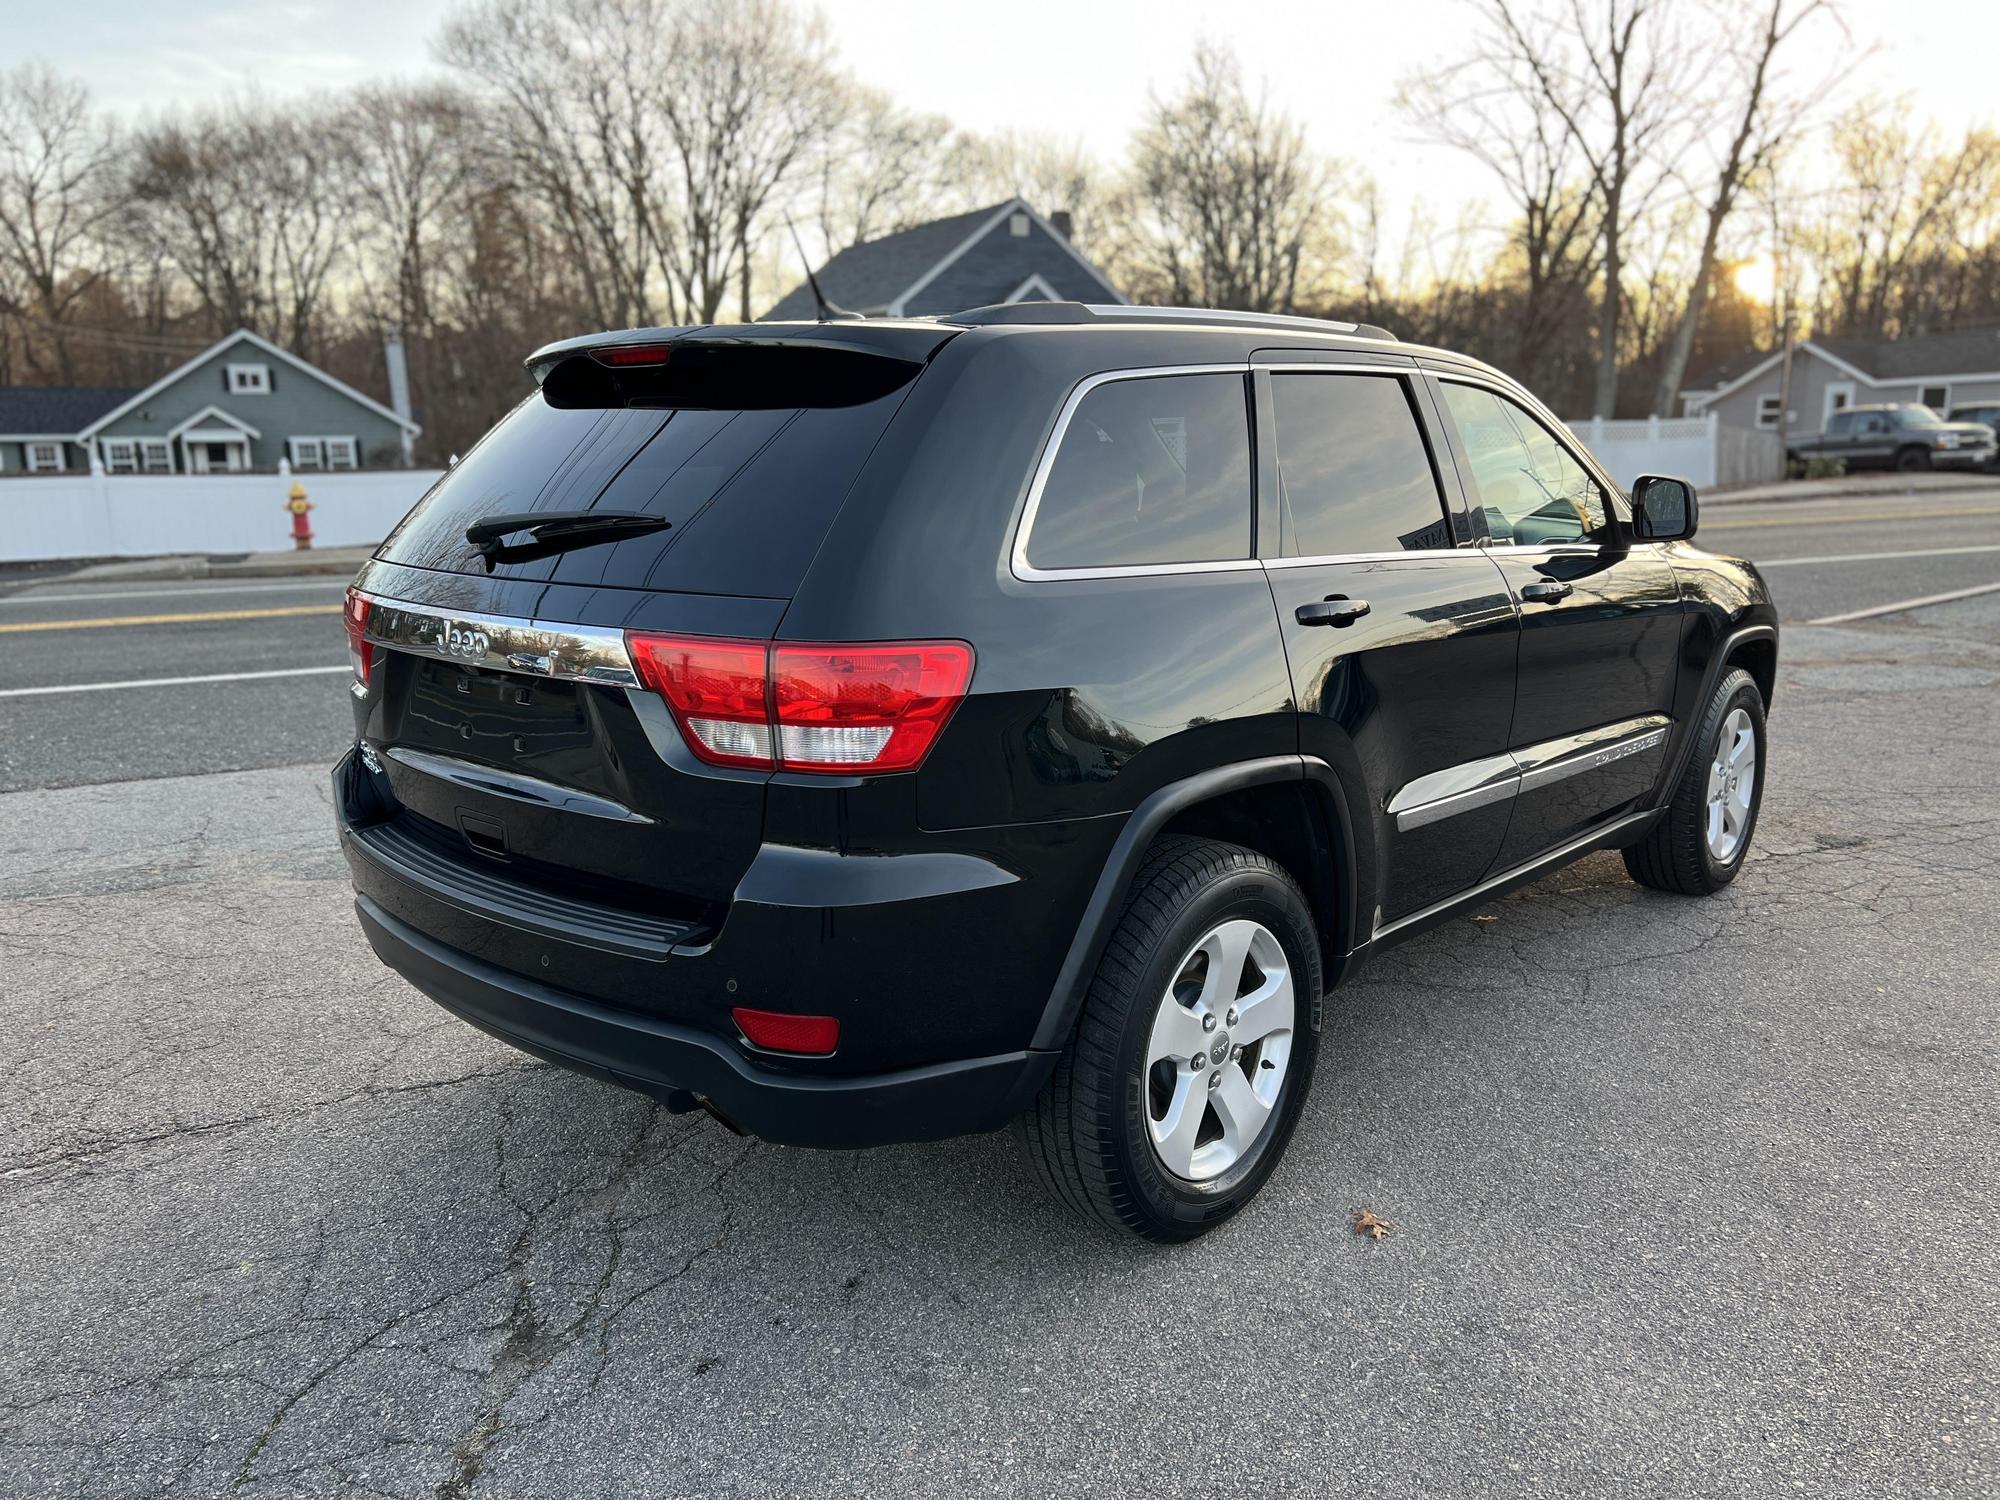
[[343, 588, 373, 688], [627, 633, 972, 775], [731, 1007, 839, 1055]]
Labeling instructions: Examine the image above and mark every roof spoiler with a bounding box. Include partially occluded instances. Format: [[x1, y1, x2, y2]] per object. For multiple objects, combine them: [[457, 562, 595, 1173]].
[[523, 323, 959, 385]]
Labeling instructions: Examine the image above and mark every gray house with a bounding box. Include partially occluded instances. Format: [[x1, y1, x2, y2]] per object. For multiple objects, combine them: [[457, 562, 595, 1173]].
[[1682, 328, 2000, 434], [0, 329, 419, 476], [762, 197, 1123, 321]]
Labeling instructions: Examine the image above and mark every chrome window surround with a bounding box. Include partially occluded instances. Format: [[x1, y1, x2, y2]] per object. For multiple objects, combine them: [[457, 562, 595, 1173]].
[[1009, 363, 1262, 582], [1011, 361, 1487, 582], [354, 589, 641, 689], [1430, 370, 1632, 541], [1387, 714, 1671, 832]]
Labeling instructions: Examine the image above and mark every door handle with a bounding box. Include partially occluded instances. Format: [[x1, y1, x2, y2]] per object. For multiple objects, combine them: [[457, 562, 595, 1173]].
[[1519, 580, 1574, 604], [1296, 596, 1371, 628]]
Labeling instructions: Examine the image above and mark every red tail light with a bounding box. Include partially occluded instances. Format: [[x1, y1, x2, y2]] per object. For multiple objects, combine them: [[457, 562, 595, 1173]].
[[591, 343, 671, 367], [343, 588, 374, 688], [731, 1006, 839, 1055], [626, 633, 973, 775]]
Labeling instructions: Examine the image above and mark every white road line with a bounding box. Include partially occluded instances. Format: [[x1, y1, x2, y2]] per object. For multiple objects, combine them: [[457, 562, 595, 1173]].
[[0, 665, 350, 699], [0, 579, 342, 607], [1757, 543, 2000, 568], [1807, 580, 2000, 625]]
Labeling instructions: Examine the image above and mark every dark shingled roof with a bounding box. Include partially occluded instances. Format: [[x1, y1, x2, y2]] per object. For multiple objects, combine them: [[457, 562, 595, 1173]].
[[0, 385, 137, 436], [1815, 328, 2000, 380], [761, 202, 1015, 321], [1687, 326, 2000, 392]]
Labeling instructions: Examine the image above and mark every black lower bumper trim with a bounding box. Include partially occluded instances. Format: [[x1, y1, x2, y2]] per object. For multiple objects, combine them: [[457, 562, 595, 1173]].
[[355, 895, 1054, 1149]]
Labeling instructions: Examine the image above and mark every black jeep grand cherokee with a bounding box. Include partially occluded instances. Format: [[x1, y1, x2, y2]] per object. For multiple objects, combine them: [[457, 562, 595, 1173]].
[[336, 303, 1777, 1241]]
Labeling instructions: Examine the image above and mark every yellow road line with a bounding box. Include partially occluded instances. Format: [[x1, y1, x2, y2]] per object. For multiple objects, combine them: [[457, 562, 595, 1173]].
[[1705, 505, 2000, 531], [0, 604, 341, 634]]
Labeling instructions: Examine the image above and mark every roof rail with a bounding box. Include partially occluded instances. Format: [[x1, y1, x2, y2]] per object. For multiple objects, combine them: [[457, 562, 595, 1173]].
[[942, 301, 1397, 342]]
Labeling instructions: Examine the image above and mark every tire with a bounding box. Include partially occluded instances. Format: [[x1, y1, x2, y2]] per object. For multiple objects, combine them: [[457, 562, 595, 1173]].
[[1015, 837, 1323, 1242], [1623, 668, 1767, 896], [1895, 445, 1932, 472]]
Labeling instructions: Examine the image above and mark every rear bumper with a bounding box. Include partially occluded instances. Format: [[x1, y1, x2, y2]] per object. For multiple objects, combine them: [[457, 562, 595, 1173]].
[[356, 894, 1054, 1148]]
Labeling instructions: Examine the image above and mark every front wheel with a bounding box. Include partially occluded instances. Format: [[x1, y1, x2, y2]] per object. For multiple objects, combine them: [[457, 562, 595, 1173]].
[[1624, 668, 1767, 895], [1895, 445, 1933, 472], [1016, 837, 1322, 1242]]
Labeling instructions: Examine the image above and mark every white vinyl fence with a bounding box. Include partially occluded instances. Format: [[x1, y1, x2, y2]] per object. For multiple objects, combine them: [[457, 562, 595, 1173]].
[[1564, 413, 1720, 488], [0, 468, 444, 563]]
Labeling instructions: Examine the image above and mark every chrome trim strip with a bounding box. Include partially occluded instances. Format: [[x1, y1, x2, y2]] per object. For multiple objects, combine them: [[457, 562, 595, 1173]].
[[355, 589, 641, 689], [382, 746, 653, 824], [1515, 718, 1669, 794], [1010, 363, 1260, 583], [1264, 546, 1493, 570], [1371, 809, 1658, 942], [1386, 715, 1673, 833], [1395, 778, 1518, 832]]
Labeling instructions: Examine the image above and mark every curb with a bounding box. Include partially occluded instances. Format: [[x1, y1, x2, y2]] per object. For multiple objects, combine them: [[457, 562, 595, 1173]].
[[1704, 474, 2000, 507]]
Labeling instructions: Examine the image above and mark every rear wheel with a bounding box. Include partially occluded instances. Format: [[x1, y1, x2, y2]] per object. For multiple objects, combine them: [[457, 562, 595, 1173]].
[[1016, 837, 1322, 1242], [1623, 668, 1766, 895]]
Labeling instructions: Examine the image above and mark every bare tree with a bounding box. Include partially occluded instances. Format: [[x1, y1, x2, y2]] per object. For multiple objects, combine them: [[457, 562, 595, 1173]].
[[126, 101, 358, 358], [1399, 44, 1600, 397], [952, 129, 1114, 249], [653, 0, 842, 322], [805, 85, 955, 261], [1650, 0, 1838, 414], [0, 64, 124, 382], [1121, 43, 1339, 313]]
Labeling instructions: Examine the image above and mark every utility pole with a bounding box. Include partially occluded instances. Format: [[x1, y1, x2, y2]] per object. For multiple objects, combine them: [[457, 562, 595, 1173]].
[[1774, 254, 1796, 482]]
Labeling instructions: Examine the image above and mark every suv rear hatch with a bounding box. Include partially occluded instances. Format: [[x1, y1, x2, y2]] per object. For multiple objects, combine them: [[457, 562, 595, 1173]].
[[343, 325, 954, 981]]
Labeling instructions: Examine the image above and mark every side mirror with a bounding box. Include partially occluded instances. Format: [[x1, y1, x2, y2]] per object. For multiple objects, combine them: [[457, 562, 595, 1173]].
[[1631, 474, 1697, 542]]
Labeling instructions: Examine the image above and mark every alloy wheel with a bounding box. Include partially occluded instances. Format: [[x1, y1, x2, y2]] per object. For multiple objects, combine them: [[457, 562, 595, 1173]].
[[1143, 918, 1295, 1182], [1705, 706, 1757, 863]]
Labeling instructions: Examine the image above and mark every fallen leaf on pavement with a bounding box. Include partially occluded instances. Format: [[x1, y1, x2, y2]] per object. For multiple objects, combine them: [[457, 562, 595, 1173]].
[[1353, 1209, 1392, 1241]]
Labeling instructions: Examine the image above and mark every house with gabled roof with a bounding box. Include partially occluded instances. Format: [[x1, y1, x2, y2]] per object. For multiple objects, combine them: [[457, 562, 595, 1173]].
[[1681, 327, 2000, 434], [761, 197, 1124, 321], [0, 328, 420, 476]]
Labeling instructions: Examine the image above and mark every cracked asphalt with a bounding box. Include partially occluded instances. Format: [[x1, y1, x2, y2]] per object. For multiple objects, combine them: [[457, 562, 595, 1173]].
[[3, 524, 1998, 1495]]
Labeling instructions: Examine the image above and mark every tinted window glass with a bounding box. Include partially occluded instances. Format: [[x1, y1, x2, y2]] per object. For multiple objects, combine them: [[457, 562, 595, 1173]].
[[1440, 383, 1610, 546], [376, 383, 911, 596], [1026, 373, 1251, 570], [1270, 374, 1450, 555]]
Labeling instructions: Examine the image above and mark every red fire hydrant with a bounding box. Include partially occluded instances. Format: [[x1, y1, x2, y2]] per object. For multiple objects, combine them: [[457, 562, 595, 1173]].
[[285, 482, 314, 550]]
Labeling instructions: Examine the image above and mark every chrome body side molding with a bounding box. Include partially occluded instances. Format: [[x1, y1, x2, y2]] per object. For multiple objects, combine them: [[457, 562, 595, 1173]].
[[1388, 715, 1672, 833]]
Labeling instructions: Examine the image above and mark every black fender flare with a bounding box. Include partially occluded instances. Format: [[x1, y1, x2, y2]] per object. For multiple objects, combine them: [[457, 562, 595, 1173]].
[[1027, 755, 1363, 1052], [1655, 622, 1778, 802]]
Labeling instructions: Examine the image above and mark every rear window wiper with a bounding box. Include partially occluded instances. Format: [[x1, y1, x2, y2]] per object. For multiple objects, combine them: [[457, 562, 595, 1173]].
[[464, 510, 669, 571]]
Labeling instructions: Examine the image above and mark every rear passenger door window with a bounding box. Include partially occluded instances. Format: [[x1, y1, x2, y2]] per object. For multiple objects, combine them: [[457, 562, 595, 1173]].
[[1438, 382, 1611, 546], [1268, 373, 1452, 555], [1022, 372, 1252, 572]]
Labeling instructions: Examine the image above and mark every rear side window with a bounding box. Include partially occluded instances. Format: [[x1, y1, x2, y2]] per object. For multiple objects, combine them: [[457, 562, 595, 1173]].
[[1023, 372, 1252, 572], [1269, 373, 1451, 555], [1439, 383, 1610, 546], [376, 355, 918, 596]]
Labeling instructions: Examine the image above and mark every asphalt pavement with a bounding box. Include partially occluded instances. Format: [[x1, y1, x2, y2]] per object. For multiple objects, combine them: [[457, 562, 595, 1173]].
[[1, 487, 1996, 1497]]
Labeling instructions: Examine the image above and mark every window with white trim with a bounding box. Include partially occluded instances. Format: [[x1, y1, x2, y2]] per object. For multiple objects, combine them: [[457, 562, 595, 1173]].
[[141, 439, 173, 473], [26, 442, 64, 472], [1757, 394, 1785, 429], [103, 438, 140, 473], [291, 436, 359, 471], [1919, 383, 1950, 415], [227, 362, 272, 395]]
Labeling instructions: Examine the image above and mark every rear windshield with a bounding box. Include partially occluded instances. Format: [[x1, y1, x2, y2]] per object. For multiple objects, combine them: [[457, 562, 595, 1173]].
[[377, 359, 917, 597]]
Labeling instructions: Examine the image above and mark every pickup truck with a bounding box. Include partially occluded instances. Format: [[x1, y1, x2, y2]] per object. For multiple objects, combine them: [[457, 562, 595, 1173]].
[[1788, 403, 1997, 475]]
